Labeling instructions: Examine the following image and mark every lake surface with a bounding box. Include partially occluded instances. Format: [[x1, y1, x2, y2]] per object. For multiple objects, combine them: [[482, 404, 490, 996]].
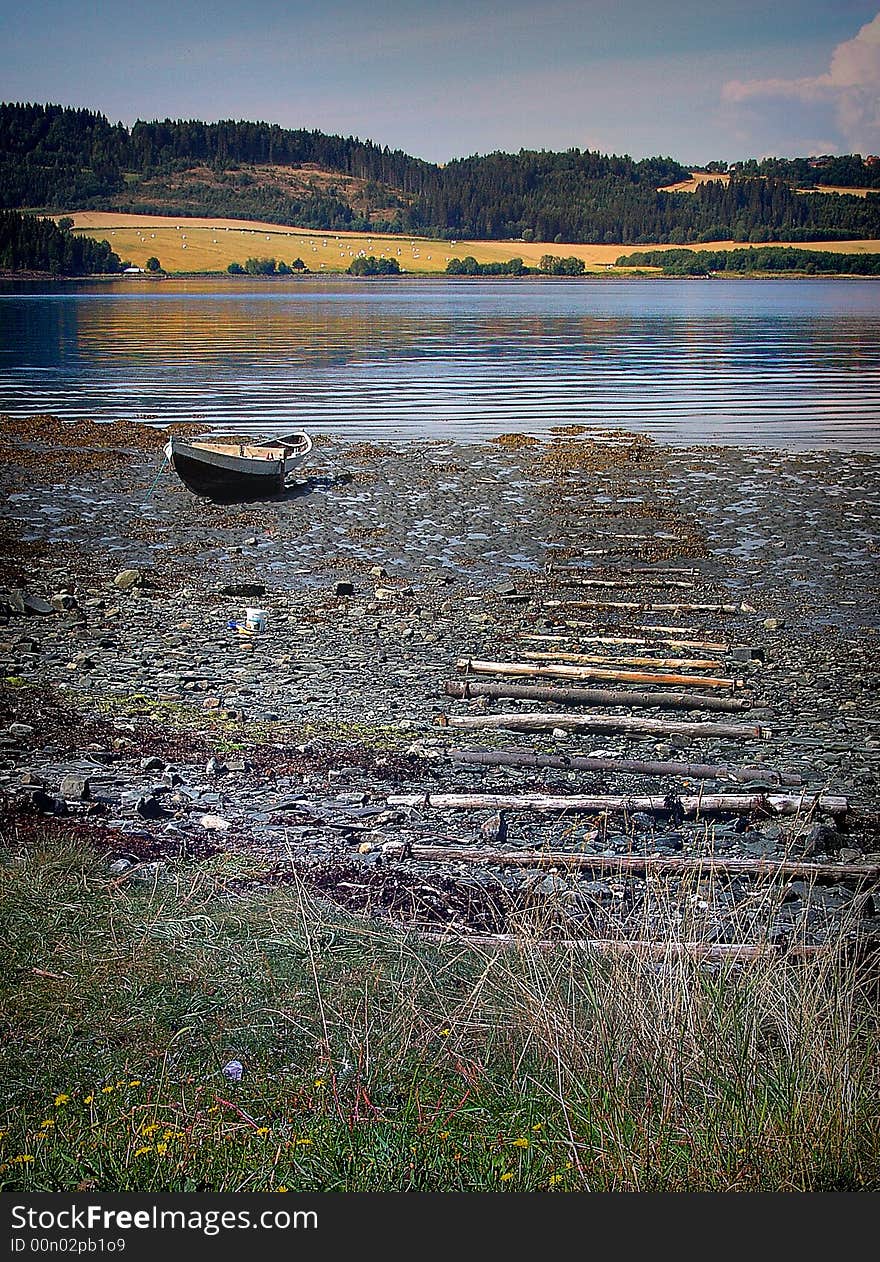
[[1, 277, 878, 450]]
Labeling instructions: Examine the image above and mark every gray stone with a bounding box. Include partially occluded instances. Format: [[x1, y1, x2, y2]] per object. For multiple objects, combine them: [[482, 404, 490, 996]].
[[114, 569, 141, 592], [23, 594, 54, 616], [59, 774, 91, 801]]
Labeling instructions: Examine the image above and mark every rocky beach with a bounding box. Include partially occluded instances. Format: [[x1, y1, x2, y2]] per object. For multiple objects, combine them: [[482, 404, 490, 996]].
[[1, 417, 879, 950]]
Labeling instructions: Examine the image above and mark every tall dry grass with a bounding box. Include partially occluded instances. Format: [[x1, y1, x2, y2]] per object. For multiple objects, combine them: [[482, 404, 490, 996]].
[[0, 836, 876, 1190]]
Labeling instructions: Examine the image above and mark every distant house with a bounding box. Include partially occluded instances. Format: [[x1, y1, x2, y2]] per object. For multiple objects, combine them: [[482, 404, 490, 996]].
[[123, 266, 145, 274]]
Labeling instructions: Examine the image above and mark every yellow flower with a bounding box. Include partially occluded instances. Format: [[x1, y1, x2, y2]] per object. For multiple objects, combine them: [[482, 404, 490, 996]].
[[296, 1137, 313, 1146], [500, 1172, 514, 1182], [115, 1081, 125, 1090], [128, 1080, 141, 1088], [83, 1096, 95, 1105], [512, 1137, 529, 1149], [12, 1155, 34, 1164], [155, 1143, 168, 1156], [255, 1127, 270, 1137], [101, 1086, 114, 1095], [54, 1094, 70, 1107], [40, 1119, 55, 1129], [140, 1124, 159, 1136], [438, 1131, 450, 1140], [276, 1186, 288, 1193], [134, 1146, 153, 1157], [439, 1028, 450, 1037], [206, 1106, 219, 1115], [531, 1123, 543, 1132], [313, 1079, 324, 1089], [549, 1174, 563, 1185]]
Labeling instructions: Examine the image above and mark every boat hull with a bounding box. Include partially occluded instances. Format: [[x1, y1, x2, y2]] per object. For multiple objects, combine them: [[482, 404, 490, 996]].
[[169, 449, 285, 501]]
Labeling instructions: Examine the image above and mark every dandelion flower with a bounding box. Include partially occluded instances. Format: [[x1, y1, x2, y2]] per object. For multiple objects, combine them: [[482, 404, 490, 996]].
[[296, 1138, 313, 1146], [140, 1124, 159, 1137], [156, 1143, 168, 1156], [276, 1186, 288, 1193], [512, 1137, 529, 1149], [83, 1096, 95, 1106], [313, 1079, 324, 1089], [549, 1174, 563, 1185], [12, 1155, 34, 1164], [134, 1146, 153, 1158], [531, 1123, 543, 1132], [128, 1081, 141, 1088], [255, 1127, 270, 1137], [54, 1094, 70, 1107], [500, 1172, 514, 1182], [101, 1086, 114, 1095], [438, 1131, 450, 1140], [40, 1120, 55, 1130], [439, 1029, 450, 1037]]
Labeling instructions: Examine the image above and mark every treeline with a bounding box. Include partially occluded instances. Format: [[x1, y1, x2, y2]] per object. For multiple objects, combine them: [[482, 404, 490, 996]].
[[0, 209, 121, 274], [615, 246, 880, 275], [227, 257, 309, 274], [348, 256, 401, 275], [446, 256, 530, 274], [712, 155, 880, 189], [3, 102, 880, 244]]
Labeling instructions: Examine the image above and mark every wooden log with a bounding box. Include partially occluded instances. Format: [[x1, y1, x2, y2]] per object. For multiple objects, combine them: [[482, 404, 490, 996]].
[[545, 599, 742, 615], [523, 650, 724, 670], [456, 658, 740, 690], [387, 791, 847, 816], [520, 632, 730, 652], [447, 746, 802, 785], [441, 712, 771, 740], [555, 577, 697, 590], [405, 846, 874, 883], [417, 933, 842, 961], [445, 679, 752, 713]]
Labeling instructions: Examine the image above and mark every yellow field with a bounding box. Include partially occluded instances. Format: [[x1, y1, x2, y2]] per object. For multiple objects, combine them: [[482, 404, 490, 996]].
[[62, 211, 880, 275], [660, 171, 875, 198]]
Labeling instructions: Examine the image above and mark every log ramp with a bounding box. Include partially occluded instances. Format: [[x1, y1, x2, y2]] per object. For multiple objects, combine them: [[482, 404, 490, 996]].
[[343, 504, 873, 961]]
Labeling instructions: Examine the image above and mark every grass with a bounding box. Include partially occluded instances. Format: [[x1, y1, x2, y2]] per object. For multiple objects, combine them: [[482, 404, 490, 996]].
[[1, 830, 877, 1191], [62, 212, 880, 276]]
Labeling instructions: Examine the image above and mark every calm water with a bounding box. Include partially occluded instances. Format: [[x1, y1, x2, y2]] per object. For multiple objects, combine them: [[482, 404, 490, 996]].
[[0, 277, 878, 450]]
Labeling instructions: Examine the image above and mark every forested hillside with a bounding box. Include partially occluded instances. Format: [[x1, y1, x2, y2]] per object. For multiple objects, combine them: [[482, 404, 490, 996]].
[[0, 210, 122, 273], [2, 102, 880, 243]]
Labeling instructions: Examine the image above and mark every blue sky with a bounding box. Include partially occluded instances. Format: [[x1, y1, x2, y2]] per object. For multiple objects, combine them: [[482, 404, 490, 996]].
[[2, 0, 880, 162]]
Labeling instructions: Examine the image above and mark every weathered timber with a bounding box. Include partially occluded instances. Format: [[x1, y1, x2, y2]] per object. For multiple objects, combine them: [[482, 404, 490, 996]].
[[417, 934, 844, 961], [387, 791, 847, 816], [544, 599, 741, 614], [456, 658, 740, 690], [447, 746, 802, 784], [523, 650, 724, 670], [444, 679, 751, 713], [555, 577, 697, 589], [520, 632, 730, 652], [441, 712, 770, 739], [405, 846, 874, 882]]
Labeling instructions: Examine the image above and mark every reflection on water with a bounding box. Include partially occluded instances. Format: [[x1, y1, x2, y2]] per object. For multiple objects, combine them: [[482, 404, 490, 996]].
[[0, 277, 878, 450]]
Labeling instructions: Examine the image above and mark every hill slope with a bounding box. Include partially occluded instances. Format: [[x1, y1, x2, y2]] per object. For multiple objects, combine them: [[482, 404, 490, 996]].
[[2, 102, 880, 245]]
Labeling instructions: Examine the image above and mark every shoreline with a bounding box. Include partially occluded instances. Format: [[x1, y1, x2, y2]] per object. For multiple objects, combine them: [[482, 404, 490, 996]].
[[1, 417, 877, 945]]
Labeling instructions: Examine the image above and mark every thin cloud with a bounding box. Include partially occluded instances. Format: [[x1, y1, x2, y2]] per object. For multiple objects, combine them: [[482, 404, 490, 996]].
[[722, 11, 880, 151]]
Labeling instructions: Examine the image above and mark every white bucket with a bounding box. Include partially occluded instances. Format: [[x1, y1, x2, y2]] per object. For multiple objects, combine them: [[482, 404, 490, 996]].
[[245, 608, 268, 632]]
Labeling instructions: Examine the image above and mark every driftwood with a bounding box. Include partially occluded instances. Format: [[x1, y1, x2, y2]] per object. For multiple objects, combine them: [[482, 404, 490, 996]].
[[555, 577, 697, 589], [445, 679, 752, 713], [418, 933, 843, 961], [441, 712, 770, 739], [544, 599, 742, 615], [447, 747, 801, 785], [405, 846, 874, 882], [456, 657, 740, 690], [520, 633, 730, 652], [558, 565, 700, 576], [387, 791, 847, 816], [523, 649, 724, 670]]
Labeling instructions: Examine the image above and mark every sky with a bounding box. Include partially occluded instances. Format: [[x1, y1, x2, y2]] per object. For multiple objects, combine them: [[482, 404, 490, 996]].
[[2, 0, 880, 164]]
